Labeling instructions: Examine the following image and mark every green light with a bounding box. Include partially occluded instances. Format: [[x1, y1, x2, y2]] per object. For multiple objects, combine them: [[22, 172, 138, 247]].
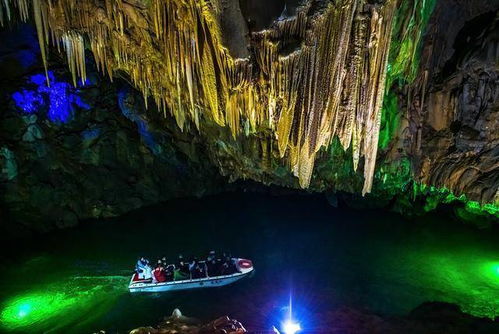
[[379, 92, 399, 150], [1, 293, 75, 328], [0, 276, 127, 332], [379, 0, 437, 148], [483, 262, 499, 279], [409, 183, 499, 222], [18, 304, 31, 318], [393, 252, 499, 319]]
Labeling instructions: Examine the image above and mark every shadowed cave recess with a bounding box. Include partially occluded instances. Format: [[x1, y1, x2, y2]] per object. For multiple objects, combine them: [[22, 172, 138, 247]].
[[0, 0, 498, 333]]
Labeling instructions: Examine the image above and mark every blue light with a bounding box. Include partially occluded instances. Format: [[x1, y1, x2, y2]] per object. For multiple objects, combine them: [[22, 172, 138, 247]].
[[277, 293, 302, 334], [282, 320, 301, 334], [117, 88, 161, 155], [12, 90, 43, 114], [81, 128, 101, 141], [29, 72, 51, 86], [11, 71, 89, 124]]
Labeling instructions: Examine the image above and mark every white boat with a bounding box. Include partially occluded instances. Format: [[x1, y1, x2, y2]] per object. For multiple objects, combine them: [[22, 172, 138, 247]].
[[129, 258, 254, 293]]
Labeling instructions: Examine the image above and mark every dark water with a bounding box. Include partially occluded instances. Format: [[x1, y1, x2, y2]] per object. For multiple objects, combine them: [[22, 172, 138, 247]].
[[0, 192, 498, 333]]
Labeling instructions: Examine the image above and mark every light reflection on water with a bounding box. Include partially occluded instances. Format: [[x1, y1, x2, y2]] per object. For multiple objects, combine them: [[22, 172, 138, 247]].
[[0, 276, 127, 333], [0, 193, 498, 333]]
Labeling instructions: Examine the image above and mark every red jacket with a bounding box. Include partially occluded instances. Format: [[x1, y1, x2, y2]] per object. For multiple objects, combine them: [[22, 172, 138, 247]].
[[153, 268, 167, 282]]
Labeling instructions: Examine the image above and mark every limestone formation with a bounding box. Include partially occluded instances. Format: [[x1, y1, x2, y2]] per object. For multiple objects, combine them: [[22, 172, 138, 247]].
[[1, 0, 398, 194], [0, 0, 497, 229]]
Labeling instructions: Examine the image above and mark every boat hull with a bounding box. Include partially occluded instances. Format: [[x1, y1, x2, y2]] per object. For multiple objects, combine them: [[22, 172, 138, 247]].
[[128, 258, 254, 293], [129, 270, 252, 293]]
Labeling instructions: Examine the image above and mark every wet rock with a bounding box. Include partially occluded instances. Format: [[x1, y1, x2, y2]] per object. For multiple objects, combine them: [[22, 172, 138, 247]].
[[21, 114, 43, 142], [0, 147, 18, 181], [129, 310, 245, 334]]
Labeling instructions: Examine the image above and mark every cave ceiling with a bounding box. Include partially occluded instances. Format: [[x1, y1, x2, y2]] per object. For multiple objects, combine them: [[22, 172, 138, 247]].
[[1, 0, 402, 195], [1, 0, 497, 208]]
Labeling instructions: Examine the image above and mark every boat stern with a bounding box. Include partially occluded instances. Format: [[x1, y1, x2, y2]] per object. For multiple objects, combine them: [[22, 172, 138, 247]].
[[236, 258, 254, 274]]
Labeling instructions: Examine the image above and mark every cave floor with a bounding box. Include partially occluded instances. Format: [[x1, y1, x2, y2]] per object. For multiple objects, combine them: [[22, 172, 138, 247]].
[[0, 192, 498, 333]]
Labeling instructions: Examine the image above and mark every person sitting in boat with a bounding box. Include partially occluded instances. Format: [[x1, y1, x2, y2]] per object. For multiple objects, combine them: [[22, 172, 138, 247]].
[[216, 254, 225, 273], [188, 259, 197, 279], [174, 267, 188, 281], [153, 265, 167, 283], [202, 261, 209, 277], [193, 263, 202, 279], [221, 257, 237, 275], [228, 257, 238, 273], [207, 257, 219, 277], [220, 261, 229, 275], [176, 255, 188, 273], [136, 257, 152, 279], [173, 256, 189, 280], [165, 264, 175, 281], [207, 250, 216, 262], [136, 257, 148, 271], [192, 261, 207, 279], [177, 254, 184, 266]]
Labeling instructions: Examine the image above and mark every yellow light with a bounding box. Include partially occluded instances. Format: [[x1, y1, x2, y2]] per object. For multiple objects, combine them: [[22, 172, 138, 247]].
[[3, 0, 401, 194]]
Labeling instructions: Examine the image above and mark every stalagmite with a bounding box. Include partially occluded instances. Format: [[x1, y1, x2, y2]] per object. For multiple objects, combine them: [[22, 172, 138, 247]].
[[2, 0, 400, 194]]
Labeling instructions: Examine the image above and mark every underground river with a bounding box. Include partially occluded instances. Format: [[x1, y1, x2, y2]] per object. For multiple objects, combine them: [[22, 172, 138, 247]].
[[0, 192, 498, 333]]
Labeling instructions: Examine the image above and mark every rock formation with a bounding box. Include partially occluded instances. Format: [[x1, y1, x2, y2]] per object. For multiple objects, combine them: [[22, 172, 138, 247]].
[[128, 309, 246, 334], [0, 0, 497, 229], [125, 303, 499, 334], [409, 2, 498, 205], [0, 26, 227, 233], [0, 0, 412, 194]]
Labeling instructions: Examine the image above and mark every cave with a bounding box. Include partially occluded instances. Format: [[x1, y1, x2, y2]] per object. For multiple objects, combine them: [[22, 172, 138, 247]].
[[0, 0, 498, 333]]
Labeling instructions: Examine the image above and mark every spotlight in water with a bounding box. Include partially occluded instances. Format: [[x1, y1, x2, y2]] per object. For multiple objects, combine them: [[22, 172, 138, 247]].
[[282, 319, 301, 334], [279, 291, 301, 334], [17, 304, 31, 318]]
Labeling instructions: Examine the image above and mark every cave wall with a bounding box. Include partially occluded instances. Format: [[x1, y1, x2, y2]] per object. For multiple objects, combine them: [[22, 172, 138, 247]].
[[195, 0, 499, 217], [408, 1, 499, 204], [0, 0, 497, 232], [0, 26, 227, 234]]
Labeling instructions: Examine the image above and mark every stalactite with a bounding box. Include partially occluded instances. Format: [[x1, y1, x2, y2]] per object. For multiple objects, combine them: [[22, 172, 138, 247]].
[[16, 0, 28, 21], [61, 31, 86, 86], [0, 0, 11, 26], [4, 0, 400, 194]]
